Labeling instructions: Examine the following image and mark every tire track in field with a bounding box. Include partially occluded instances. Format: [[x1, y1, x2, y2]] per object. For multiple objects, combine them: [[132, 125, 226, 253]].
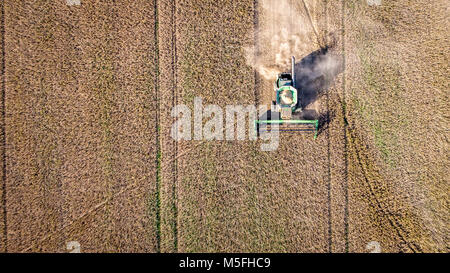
[[253, 0, 260, 107], [0, 0, 6, 253], [340, 0, 349, 252], [171, 0, 178, 252], [154, 0, 161, 253], [323, 0, 332, 253]]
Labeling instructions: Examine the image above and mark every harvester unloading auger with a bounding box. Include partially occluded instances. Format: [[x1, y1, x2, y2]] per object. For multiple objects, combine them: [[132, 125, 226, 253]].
[[255, 56, 319, 139]]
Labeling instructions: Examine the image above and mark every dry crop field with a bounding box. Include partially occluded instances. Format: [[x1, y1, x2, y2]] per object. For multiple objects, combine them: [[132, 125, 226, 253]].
[[0, 0, 447, 253]]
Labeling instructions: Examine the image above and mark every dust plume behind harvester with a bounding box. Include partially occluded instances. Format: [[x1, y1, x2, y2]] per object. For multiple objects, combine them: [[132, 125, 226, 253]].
[[255, 56, 319, 138]]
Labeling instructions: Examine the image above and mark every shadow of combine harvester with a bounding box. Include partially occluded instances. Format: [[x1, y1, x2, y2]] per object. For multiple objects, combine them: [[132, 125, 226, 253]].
[[256, 46, 344, 139]]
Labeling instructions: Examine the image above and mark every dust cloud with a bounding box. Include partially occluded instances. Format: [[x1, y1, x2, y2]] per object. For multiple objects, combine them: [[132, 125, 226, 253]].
[[245, 0, 320, 80]]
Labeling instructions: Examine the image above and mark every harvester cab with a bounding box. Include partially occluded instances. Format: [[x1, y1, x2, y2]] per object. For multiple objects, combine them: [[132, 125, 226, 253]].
[[276, 73, 294, 88], [255, 56, 319, 139]]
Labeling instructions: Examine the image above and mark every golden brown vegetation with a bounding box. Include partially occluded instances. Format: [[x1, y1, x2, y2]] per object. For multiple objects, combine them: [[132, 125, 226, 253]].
[[0, 0, 447, 253], [2, 0, 159, 252]]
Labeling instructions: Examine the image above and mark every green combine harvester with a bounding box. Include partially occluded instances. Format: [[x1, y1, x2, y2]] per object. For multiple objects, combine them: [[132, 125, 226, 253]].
[[255, 56, 319, 139]]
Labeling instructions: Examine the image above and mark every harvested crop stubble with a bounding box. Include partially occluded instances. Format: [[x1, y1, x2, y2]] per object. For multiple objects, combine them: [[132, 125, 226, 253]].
[[157, 0, 179, 253]]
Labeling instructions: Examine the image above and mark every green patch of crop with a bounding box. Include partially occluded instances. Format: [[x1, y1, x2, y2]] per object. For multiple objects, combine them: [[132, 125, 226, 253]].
[[357, 46, 405, 168], [94, 52, 116, 180], [373, 124, 396, 168]]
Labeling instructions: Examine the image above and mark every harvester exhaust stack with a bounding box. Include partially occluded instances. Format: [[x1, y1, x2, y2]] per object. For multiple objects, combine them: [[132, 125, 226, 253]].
[[255, 56, 319, 139], [291, 56, 296, 88]]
